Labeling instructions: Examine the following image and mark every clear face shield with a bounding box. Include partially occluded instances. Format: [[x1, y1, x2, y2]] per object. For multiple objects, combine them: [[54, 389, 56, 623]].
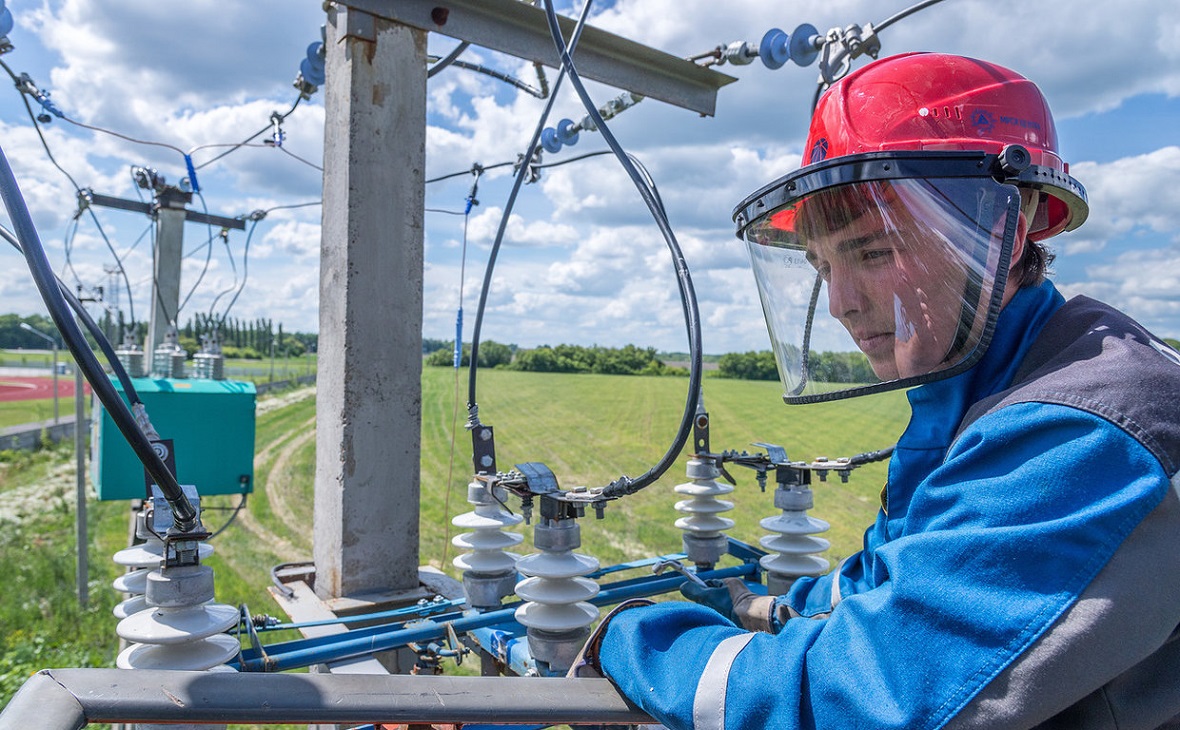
[[733, 152, 1025, 404]]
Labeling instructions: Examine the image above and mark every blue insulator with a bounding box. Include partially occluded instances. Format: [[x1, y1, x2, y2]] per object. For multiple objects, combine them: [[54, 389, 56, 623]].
[[759, 28, 790, 70], [0, 8, 13, 39], [301, 41, 326, 86], [453, 308, 463, 369], [183, 154, 200, 194], [555, 119, 578, 147], [540, 127, 562, 154], [789, 23, 821, 67]]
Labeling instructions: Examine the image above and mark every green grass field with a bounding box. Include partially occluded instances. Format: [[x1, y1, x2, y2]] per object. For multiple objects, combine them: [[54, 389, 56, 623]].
[[0, 367, 910, 721]]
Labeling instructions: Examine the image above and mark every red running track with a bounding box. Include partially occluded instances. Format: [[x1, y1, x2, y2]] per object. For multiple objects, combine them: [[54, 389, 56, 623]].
[[0, 376, 92, 403]]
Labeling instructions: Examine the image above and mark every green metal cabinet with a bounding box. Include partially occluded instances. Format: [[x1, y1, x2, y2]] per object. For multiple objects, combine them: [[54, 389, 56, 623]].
[[91, 377, 256, 501]]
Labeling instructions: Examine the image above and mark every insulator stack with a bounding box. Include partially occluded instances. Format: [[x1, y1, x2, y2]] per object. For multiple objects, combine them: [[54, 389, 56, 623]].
[[514, 518, 600, 675], [452, 481, 524, 609], [759, 483, 831, 595], [111, 511, 213, 619], [116, 563, 239, 672], [115, 345, 145, 378], [673, 457, 735, 569], [191, 352, 225, 380]]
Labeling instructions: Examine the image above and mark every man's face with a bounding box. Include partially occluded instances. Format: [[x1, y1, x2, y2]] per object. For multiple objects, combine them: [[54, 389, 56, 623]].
[[803, 200, 970, 381]]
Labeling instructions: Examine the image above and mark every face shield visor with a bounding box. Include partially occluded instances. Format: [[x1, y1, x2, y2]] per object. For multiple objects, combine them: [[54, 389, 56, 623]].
[[733, 151, 1026, 404]]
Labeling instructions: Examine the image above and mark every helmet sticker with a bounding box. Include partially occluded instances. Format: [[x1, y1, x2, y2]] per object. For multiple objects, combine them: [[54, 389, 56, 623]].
[[809, 138, 829, 163]]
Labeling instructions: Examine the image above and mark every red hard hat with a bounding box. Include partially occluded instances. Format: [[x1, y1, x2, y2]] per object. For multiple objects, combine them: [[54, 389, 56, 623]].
[[803, 52, 1088, 240]]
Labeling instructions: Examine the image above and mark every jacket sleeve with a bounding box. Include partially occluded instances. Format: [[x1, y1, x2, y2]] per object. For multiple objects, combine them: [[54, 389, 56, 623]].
[[598, 403, 1171, 730]]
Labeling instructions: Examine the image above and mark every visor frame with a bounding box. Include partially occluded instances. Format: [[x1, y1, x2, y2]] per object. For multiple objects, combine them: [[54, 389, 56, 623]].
[[733, 150, 1026, 405]]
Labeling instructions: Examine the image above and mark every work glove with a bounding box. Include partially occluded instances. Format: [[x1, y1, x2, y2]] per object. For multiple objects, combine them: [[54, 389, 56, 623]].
[[681, 577, 778, 633]]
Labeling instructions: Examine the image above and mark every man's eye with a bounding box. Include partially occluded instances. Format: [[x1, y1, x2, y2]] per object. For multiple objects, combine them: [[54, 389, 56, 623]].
[[863, 249, 894, 263]]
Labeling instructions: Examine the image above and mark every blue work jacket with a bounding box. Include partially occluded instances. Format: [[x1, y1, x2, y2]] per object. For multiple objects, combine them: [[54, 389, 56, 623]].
[[600, 281, 1180, 729]]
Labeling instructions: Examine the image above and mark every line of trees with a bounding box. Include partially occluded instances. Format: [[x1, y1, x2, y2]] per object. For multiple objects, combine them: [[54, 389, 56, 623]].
[[717, 349, 877, 384], [0, 312, 316, 361], [179, 314, 316, 360], [807, 351, 877, 384], [425, 341, 685, 376], [9, 312, 1180, 378]]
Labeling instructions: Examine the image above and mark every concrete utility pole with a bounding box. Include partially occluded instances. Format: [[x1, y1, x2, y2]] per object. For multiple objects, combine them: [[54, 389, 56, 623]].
[[315, 4, 427, 600], [311, 0, 733, 606], [147, 188, 188, 357], [78, 189, 245, 356]]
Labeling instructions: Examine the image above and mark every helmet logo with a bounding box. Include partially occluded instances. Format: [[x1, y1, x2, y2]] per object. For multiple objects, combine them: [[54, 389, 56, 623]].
[[809, 138, 829, 163], [971, 109, 996, 135]]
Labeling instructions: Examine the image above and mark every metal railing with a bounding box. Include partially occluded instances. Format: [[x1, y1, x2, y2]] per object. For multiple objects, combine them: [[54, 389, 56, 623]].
[[1, 668, 653, 729]]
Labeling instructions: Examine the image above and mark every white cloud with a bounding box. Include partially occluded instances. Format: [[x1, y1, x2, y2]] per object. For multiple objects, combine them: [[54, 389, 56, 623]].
[[4, 0, 1180, 351]]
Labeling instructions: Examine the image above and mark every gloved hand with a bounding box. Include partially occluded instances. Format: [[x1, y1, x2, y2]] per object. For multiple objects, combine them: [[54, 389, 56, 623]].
[[680, 578, 735, 619], [681, 577, 778, 633]]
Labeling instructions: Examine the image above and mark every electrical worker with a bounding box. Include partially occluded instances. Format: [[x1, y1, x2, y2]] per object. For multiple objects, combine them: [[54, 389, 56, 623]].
[[590, 53, 1180, 729]]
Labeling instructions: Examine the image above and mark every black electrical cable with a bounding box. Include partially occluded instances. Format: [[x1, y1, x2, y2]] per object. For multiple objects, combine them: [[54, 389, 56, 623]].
[[465, 1, 592, 416], [176, 191, 218, 316], [542, 0, 703, 499], [0, 143, 197, 531], [117, 219, 155, 261], [426, 160, 516, 185], [206, 231, 242, 321], [875, 0, 948, 32], [205, 494, 248, 540], [215, 216, 261, 328], [810, 0, 951, 111], [444, 59, 549, 99], [61, 215, 84, 288], [848, 445, 895, 466], [427, 41, 470, 78], [80, 203, 138, 328], [1, 60, 139, 329], [1, 223, 143, 404], [192, 96, 302, 171]]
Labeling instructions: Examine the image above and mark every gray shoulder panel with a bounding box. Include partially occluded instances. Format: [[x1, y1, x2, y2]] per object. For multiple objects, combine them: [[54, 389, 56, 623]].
[[957, 296, 1180, 475]]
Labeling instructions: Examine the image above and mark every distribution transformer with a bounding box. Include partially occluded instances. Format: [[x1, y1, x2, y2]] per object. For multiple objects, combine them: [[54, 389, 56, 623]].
[[91, 377, 256, 500]]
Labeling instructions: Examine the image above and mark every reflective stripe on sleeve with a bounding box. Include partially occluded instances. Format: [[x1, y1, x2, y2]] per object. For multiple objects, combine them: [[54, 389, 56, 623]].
[[692, 633, 755, 730], [830, 556, 852, 611]]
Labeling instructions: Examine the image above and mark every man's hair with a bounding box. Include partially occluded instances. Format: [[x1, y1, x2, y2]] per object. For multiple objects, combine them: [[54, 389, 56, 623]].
[[1015, 189, 1055, 288]]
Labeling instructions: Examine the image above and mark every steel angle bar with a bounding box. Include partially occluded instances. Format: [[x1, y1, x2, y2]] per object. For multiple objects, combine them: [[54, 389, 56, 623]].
[[0, 668, 653, 728], [339, 0, 736, 116], [183, 209, 246, 230]]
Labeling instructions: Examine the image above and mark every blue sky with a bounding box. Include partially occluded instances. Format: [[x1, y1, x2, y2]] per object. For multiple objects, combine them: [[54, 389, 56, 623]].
[[1, 0, 1178, 355]]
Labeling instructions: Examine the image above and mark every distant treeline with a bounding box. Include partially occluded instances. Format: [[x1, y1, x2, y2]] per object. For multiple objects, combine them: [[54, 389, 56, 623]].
[[716, 350, 877, 383], [425, 341, 685, 376], [178, 313, 316, 359], [0, 312, 316, 361], [425, 341, 870, 381]]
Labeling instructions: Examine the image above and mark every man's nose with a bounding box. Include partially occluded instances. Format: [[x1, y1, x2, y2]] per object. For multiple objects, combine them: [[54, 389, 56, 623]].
[[827, 269, 865, 319]]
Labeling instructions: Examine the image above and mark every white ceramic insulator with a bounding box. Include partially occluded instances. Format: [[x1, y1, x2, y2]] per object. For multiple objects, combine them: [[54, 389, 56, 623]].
[[759, 510, 831, 579], [112, 568, 150, 619], [514, 544, 600, 633], [112, 538, 214, 619], [451, 501, 523, 575], [673, 458, 735, 537], [116, 601, 240, 671]]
